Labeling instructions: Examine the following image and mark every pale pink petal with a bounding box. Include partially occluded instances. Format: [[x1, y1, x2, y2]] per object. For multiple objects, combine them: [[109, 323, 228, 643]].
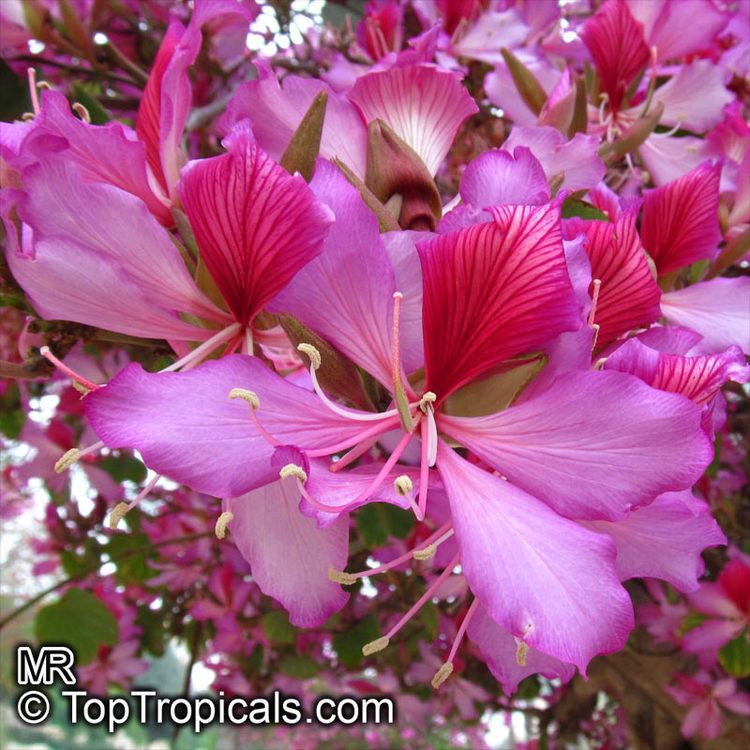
[[467, 603, 576, 695], [660, 277, 750, 355], [681, 700, 721, 739], [584, 491, 726, 592], [178, 122, 333, 326], [440, 370, 712, 521], [450, 10, 529, 64], [718, 691, 750, 716], [226, 477, 349, 627], [638, 133, 708, 186], [348, 63, 478, 175], [636, 324, 704, 354], [682, 619, 744, 662], [689, 582, 743, 619], [437, 444, 633, 671]]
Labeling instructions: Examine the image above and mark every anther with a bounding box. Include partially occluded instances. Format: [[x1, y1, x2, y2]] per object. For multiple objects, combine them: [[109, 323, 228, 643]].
[[362, 636, 390, 656], [394, 475, 413, 496], [413, 544, 437, 561], [107, 502, 130, 529], [328, 568, 357, 585], [228, 388, 260, 409], [297, 343, 321, 370], [22, 112, 35, 121], [279, 463, 308, 483], [431, 662, 454, 689], [72, 381, 90, 395], [516, 641, 529, 667], [55, 448, 81, 474], [419, 392, 437, 413], [215, 511, 234, 539], [72, 102, 91, 123]]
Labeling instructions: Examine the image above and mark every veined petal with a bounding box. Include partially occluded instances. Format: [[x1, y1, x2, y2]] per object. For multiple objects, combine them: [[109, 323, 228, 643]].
[[467, 603, 576, 695], [419, 204, 580, 401], [269, 160, 395, 386], [178, 122, 333, 326], [640, 161, 722, 275], [84, 355, 369, 498], [660, 277, 750, 355], [638, 133, 708, 186], [437, 444, 633, 671], [439, 370, 712, 521], [226, 478, 349, 627], [584, 491, 726, 592], [460, 147, 550, 208], [580, 0, 650, 113], [348, 63, 478, 175], [569, 212, 661, 348]]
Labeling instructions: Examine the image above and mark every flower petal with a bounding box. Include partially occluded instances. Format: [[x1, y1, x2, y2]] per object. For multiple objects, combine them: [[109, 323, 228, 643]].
[[419, 203, 580, 401], [437, 444, 633, 671], [440, 370, 712, 520], [178, 122, 333, 326], [348, 63, 478, 175], [226, 477, 349, 627], [640, 161, 722, 275]]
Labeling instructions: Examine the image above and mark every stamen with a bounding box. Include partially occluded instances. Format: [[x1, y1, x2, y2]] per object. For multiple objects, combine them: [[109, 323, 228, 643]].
[[394, 475, 413, 495], [228, 388, 260, 410], [418, 392, 437, 413], [390, 292, 414, 432], [297, 343, 321, 370], [516, 640, 529, 666], [39, 346, 100, 391], [591, 323, 601, 352], [215, 511, 234, 539], [431, 662, 453, 689], [243, 328, 253, 355], [279, 463, 307, 482], [588, 279, 602, 327], [328, 568, 357, 585], [27, 68, 40, 115], [72, 102, 91, 123], [54, 440, 105, 473], [160, 323, 241, 373], [593, 357, 608, 370], [107, 502, 130, 529], [433, 597, 480, 689], [412, 545, 436, 561], [362, 636, 390, 656], [329, 434, 381, 472], [417, 419, 430, 520], [424, 402, 438, 467], [307, 415, 401, 458], [123, 473, 161, 512]]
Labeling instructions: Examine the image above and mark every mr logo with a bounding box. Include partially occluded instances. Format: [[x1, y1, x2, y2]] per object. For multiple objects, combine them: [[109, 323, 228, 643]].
[[17, 646, 76, 686]]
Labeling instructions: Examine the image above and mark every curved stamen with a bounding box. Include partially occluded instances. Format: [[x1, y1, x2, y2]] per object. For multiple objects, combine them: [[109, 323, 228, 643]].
[[306, 415, 401, 457], [417, 419, 431, 520], [40, 346, 100, 391], [160, 323, 241, 372], [215, 511, 234, 539], [329, 433, 381, 473], [54, 440, 105, 473], [228, 389, 280, 446], [588, 278, 602, 328], [433, 597, 480, 689], [27, 68, 40, 115]]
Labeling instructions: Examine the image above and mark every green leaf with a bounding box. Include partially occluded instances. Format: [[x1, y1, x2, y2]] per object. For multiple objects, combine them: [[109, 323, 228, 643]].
[[136, 606, 167, 657], [0, 409, 25, 439], [382, 504, 414, 539], [419, 601, 439, 640], [515, 675, 542, 700], [35, 588, 119, 665], [333, 614, 381, 668], [107, 532, 155, 585], [280, 654, 319, 679], [719, 630, 750, 678], [98, 453, 147, 483], [678, 611, 708, 635], [280, 91, 328, 182], [261, 611, 296, 645], [561, 199, 609, 222], [356, 504, 389, 548]]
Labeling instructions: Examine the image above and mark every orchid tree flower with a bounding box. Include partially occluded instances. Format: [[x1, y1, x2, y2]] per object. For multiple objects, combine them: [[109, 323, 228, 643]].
[[77, 161, 717, 687]]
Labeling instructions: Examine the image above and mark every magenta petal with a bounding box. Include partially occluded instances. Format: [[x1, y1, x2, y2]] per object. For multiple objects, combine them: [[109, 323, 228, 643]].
[[84, 355, 369, 498], [440, 370, 712, 521], [641, 161, 722, 275], [178, 122, 333, 326], [269, 160, 396, 386], [348, 63, 478, 175], [660, 277, 750, 355], [467, 603, 576, 695], [437, 444, 633, 671], [419, 204, 580, 400], [584, 491, 726, 592], [460, 147, 550, 208], [226, 477, 349, 627]]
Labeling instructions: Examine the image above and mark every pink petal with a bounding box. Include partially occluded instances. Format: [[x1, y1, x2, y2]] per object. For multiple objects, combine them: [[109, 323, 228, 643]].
[[450, 10, 530, 64], [439, 370, 712, 521], [437, 444, 633, 671], [84, 355, 368, 498], [689, 582, 743, 619], [580, 0, 650, 113], [636, 324, 704, 355], [718, 692, 750, 716], [605, 338, 749, 407], [348, 63, 478, 175], [460, 147, 550, 208], [269, 160, 395, 387], [178, 122, 333, 326], [681, 700, 722, 739], [660, 277, 750, 355], [226, 477, 349, 627], [503, 127, 606, 191], [419, 203, 580, 401], [641, 161, 722, 275], [584, 491, 726, 592], [682, 619, 744, 662], [467, 603, 575, 695]]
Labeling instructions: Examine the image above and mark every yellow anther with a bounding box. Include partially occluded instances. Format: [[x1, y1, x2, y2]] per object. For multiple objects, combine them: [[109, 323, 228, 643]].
[[22, 112, 35, 121], [54, 448, 81, 474], [431, 661, 454, 689], [215, 511, 234, 539], [72, 381, 90, 395], [419, 391, 437, 413], [394, 475, 413, 496], [72, 102, 91, 123], [328, 568, 357, 585], [107, 502, 130, 530], [413, 544, 437, 561], [362, 636, 390, 656], [37, 81, 51, 91], [279, 463, 308, 483], [516, 641, 529, 667], [228, 388, 260, 409], [593, 357, 608, 370], [297, 343, 321, 370]]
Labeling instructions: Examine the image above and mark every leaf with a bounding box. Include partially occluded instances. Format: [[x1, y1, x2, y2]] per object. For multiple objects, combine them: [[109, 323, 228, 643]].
[[333, 614, 381, 668], [356, 503, 415, 548], [280, 91, 328, 182], [419, 601, 439, 640], [97, 453, 147, 483], [35, 588, 119, 665], [561, 198, 610, 222], [500, 48, 548, 116], [260, 610, 296, 645], [280, 654, 319, 679], [678, 611, 708, 635], [107, 532, 156, 585], [382, 504, 414, 539], [136, 606, 167, 657], [718, 630, 750, 678]]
